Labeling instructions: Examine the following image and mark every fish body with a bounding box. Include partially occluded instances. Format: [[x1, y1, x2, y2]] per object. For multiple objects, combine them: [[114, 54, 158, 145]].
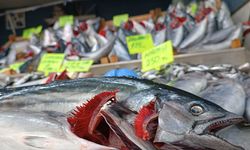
[[0, 77, 245, 149], [0, 110, 115, 150], [0, 77, 159, 113], [217, 125, 250, 150], [201, 79, 246, 116], [79, 35, 116, 62], [173, 72, 208, 95], [179, 18, 208, 50]]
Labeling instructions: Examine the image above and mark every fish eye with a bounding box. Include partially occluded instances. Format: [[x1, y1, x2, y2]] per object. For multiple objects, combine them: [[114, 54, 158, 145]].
[[190, 104, 204, 116]]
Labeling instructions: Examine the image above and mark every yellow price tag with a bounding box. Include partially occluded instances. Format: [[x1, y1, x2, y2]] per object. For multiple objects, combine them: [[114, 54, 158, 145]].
[[22, 25, 43, 39], [59, 15, 74, 27], [190, 3, 198, 15], [141, 41, 174, 72], [9, 62, 24, 71], [0, 68, 10, 73], [62, 60, 93, 73], [126, 34, 154, 54], [113, 14, 129, 27], [37, 53, 65, 75]]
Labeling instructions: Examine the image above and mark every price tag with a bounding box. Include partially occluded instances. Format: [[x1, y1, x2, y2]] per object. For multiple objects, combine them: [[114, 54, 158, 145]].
[[113, 14, 129, 27], [141, 41, 174, 72], [9, 62, 24, 71], [126, 34, 154, 54], [22, 25, 43, 39], [59, 15, 74, 27], [37, 53, 65, 75], [62, 60, 93, 73]]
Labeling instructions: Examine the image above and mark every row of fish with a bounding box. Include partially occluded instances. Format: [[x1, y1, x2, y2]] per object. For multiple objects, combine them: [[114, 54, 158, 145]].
[[1, 0, 249, 75], [0, 77, 248, 150]]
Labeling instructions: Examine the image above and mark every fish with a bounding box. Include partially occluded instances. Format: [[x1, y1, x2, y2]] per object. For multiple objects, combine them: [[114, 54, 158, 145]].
[[201, 25, 236, 45], [79, 35, 116, 63], [154, 100, 243, 150], [171, 25, 184, 48], [200, 79, 246, 116], [178, 18, 208, 51], [0, 77, 162, 113], [65, 82, 244, 149], [0, 110, 115, 150], [173, 72, 208, 95], [216, 125, 250, 150], [109, 39, 131, 61], [240, 77, 250, 121], [217, 2, 234, 29], [153, 28, 167, 46]]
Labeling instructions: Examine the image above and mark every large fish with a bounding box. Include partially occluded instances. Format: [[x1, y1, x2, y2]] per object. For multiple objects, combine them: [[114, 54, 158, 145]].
[[98, 84, 243, 149], [154, 97, 243, 150], [200, 79, 246, 116], [217, 125, 250, 150], [173, 72, 208, 95], [0, 77, 161, 113], [0, 110, 115, 150], [0, 77, 245, 149]]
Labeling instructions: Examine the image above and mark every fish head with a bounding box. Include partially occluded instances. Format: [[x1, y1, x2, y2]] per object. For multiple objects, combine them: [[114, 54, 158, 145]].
[[154, 92, 244, 149]]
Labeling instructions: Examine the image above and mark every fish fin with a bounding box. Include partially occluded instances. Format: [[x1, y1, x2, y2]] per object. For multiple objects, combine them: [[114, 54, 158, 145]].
[[134, 100, 158, 140], [68, 90, 119, 143]]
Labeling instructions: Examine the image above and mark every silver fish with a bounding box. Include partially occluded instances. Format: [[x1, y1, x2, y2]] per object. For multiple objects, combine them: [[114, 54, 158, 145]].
[[153, 28, 167, 46], [79, 35, 116, 62], [172, 25, 185, 48], [179, 18, 208, 50], [173, 72, 208, 95], [201, 79, 246, 116], [217, 125, 250, 150], [0, 110, 115, 150], [153, 90, 243, 150], [109, 39, 131, 61], [217, 2, 234, 29], [201, 25, 236, 45]]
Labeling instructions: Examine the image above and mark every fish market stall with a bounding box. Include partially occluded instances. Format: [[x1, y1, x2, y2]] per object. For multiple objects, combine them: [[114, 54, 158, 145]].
[[0, 0, 250, 150]]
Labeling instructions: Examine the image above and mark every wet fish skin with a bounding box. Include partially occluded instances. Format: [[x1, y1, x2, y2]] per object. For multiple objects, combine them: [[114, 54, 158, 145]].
[[79, 35, 116, 63], [154, 99, 243, 150], [173, 72, 208, 95], [201, 79, 246, 116], [217, 125, 250, 150], [0, 77, 164, 113], [217, 2, 234, 29], [179, 18, 208, 50], [201, 26, 236, 45], [153, 29, 167, 46], [109, 39, 131, 61], [0, 110, 115, 150], [172, 25, 184, 48]]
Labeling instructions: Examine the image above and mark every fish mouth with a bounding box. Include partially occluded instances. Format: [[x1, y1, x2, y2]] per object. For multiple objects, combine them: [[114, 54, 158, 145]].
[[194, 113, 244, 136], [204, 117, 243, 134]]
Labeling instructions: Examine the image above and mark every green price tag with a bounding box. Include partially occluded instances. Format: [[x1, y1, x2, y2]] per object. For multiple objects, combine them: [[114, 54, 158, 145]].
[[22, 25, 43, 39], [37, 53, 65, 75], [126, 34, 154, 54], [59, 15, 74, 27], [9, 62, 24, 71], [62, 60, 93, 73], [141, 41, 174, 72], [113, 14, 129, 27]]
